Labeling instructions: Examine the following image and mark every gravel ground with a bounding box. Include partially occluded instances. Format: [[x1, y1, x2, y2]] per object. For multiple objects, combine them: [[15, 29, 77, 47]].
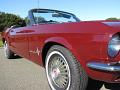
[[0, 48, 109, 90]]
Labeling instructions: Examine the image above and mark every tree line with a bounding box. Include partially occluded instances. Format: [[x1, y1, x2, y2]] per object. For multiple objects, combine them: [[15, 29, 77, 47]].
[[106, 17, 120, 21], [0, 11, 120, 32], [0, 12, 26, 32]]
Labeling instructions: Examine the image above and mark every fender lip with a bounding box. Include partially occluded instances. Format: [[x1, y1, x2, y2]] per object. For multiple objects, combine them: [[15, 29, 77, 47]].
[[87, 62, 120, 72]]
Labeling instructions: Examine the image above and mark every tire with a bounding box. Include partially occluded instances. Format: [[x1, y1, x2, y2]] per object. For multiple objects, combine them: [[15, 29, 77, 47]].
[[104, 83, 120, 90], [86, 78, 103, 90], [4, 41, 14, 59], [45, 45, 88, 90]]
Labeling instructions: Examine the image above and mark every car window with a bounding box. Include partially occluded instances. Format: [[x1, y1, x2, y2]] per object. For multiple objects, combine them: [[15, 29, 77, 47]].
[[33, 10, 79, 24]]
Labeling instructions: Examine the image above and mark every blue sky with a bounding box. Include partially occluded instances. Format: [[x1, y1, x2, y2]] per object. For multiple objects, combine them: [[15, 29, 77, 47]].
[[0, 0, 120, 20]]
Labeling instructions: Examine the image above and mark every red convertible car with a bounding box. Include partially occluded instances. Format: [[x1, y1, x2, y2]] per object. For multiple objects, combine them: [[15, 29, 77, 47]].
[[2, 9, 120, 90]]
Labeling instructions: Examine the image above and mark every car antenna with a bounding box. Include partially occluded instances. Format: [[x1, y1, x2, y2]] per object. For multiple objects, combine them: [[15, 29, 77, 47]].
[[37, 0, 39, 9], [36, 0, 40, 24]]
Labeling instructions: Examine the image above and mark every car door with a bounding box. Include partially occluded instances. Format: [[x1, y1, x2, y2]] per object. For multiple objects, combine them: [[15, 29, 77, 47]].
[[14, 27, 29, 58], [27, 25, 43, 65]]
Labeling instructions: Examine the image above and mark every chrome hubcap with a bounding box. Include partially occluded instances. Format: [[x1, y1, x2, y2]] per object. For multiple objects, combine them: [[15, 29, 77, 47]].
[[49, 57, 69, 88], [46, 51, 71, 90], [51, 68, 60, 80]]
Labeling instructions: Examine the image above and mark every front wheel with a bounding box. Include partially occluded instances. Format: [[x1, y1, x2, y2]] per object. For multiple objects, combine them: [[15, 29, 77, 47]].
[[45, 45, 88, 90]]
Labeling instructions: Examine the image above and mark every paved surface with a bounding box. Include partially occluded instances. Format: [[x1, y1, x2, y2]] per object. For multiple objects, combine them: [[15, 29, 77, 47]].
[[0, 48, 50, 90], [0, 48, 110, 90]]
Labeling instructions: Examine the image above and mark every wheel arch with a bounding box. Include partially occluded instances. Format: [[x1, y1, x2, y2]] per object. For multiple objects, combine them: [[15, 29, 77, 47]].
[[41, 37, 85, 69], [42, 37, 73, 66]]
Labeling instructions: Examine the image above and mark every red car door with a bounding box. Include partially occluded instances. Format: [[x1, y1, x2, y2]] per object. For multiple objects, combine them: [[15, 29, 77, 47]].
[[14, 27, 29, 58], [27, 25, 43, 65]]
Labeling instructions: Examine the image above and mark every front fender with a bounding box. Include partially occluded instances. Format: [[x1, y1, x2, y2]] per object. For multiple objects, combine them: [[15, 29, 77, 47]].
[[44, 36, 85, 67], [44, 37, 72, 50]]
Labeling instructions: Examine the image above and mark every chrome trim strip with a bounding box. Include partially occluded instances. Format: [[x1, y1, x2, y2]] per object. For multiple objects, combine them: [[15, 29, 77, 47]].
[[87, 62, 120, 72]]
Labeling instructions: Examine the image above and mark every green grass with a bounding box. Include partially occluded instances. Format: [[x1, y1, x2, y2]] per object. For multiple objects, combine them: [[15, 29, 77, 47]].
[[0, 40, 3, 47]]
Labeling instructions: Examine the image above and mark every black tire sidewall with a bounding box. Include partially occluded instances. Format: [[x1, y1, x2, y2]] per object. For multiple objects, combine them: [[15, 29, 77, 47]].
[[45, 45, 88, 90]]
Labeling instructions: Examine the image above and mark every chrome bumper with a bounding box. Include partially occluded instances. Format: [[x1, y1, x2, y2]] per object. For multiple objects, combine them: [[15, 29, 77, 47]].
[[87, 62, 120, 72]]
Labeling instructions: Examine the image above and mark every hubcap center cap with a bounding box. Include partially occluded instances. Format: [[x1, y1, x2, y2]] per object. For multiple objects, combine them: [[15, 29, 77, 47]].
[[51, 68, 60, 79]]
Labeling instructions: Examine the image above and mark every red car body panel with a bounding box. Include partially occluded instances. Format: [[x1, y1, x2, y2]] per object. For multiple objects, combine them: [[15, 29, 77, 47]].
[[3, 20, 120, 83]]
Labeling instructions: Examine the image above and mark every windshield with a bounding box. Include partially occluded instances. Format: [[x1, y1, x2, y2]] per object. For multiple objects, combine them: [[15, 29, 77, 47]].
[[32, 9, 80, 24]]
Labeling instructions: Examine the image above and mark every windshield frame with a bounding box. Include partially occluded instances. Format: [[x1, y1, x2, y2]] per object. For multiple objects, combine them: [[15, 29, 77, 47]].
[[28, 9, 80, 25]]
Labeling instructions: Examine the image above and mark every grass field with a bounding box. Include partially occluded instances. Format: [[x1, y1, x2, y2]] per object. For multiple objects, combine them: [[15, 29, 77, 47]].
[[0, 40, 3, 47], [0, 32, 3, 47]]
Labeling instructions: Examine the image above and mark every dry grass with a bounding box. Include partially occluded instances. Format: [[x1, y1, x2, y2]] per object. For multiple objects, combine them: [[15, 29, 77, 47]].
[[0, 40, 3, 47], [0, 32, 3, 47]]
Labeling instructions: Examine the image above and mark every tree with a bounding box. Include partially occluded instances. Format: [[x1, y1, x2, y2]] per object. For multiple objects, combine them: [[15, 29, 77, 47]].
[[106, 17, 120, 21], [0, 12, 26, 32]]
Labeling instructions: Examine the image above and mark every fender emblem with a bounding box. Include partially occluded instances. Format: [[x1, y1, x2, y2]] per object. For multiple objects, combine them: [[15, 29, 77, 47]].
[[29, 47, 41, 56]]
